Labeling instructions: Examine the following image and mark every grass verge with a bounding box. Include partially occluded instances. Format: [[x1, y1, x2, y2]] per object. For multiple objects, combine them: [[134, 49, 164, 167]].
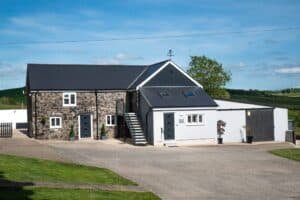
[[270, 148, 300, 161], [0, 187, 160, 200], [0, 154, 135, 185]]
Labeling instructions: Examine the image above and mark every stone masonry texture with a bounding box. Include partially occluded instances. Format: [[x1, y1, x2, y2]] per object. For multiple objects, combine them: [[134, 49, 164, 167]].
[[28, 91, 127, 140]]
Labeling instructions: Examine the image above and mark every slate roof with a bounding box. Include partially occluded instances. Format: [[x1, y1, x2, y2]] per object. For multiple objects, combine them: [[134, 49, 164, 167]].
[[27, 60, 169, 91], [128, 60, 169, 89], [140, 86, 218, 108]]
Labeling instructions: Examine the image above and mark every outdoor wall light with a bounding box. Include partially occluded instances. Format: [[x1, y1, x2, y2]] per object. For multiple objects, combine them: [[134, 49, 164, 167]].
[[247, 111, 251, 117]]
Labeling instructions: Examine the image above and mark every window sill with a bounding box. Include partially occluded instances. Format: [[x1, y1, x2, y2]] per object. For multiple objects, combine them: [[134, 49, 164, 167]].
[[186, 123, 205, 126], [63, 105, 77, 107]]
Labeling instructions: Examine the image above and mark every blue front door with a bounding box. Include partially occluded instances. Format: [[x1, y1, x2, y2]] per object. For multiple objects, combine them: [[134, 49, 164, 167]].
[[80, 114, 91, 138]]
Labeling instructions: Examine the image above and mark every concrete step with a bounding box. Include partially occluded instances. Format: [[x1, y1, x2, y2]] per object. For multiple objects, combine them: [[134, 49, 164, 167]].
[[134, 138, 146, 142], [125, 118, 137, 120], [130, 130, 143, 133], [133, 136, 145, 139], [128, 125, 142, 128], [129, 126, 143, 130], [132, 133, 144, 136], [125, 118, 138, 121], [124, 114, 137, 116], [131, 131, 144, 134], [124, 112, 147, 146], [133, 141, 147, 145]]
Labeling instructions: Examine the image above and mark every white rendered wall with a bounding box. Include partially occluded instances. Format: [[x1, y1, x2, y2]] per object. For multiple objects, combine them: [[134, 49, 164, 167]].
[[0, 109, 27, 129], [274, 108, 288, 142], [217, 110, 246, 143], [152, 109, 217, 145]]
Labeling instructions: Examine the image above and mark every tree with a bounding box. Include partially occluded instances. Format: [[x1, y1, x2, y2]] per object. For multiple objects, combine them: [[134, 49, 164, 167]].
[[187, 56, 231, 99]]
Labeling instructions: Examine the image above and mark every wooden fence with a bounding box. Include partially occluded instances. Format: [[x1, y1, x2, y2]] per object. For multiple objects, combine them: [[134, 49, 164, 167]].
[[0, 122, 13, 138]]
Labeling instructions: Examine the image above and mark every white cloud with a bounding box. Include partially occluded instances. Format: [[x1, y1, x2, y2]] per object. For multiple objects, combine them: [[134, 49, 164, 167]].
[[275, 67, 300, 74], [95, 52, 144, 64], [231, 62, 246, 68], [115, 53, 143, 60]]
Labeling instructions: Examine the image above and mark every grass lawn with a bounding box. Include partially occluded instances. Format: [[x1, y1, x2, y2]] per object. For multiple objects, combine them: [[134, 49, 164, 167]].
[[0, 155, 160, 199], [0, 188, 160, 200], [270, 148, 300, 161], [0, 154, 135, 185]]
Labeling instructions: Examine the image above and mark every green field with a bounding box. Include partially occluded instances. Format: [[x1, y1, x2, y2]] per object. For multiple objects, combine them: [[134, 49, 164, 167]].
[[227, 89, 300, 135], [0, 87, 299, 134], [0, 154, 159, 200], [0, 87, 26, 109], [227, 89, 300, 109]]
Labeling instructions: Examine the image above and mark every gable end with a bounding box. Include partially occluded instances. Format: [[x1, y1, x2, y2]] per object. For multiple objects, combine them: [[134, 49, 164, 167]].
[[136, 61, 202, 89]]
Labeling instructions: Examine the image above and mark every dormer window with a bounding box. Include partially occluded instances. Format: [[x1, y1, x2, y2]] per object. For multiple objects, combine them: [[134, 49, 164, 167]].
[[63, 92, 76, 107]]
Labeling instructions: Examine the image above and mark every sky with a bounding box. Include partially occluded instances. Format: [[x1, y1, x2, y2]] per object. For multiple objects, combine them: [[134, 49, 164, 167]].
[[0, 0, 300, 90]]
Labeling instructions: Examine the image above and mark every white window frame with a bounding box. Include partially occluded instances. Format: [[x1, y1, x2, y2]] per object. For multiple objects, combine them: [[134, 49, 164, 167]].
[[106, 115, 116, 126], [49, 117, 62, 129], [186, 114, 204, 126], [63, 92, 77, 107]]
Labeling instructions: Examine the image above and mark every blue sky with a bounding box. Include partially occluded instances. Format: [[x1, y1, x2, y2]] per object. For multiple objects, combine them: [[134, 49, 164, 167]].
[[0, 0, 300, 90]]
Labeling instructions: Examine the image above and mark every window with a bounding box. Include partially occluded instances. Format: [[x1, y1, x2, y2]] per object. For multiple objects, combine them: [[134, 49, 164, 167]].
[[198, 115, 203, 123], [50, 117, 62, 128], [63, 92, 76, 106], [186, 114, 204, 125], [183, 91, 195, 97], [158, 91, 169, 97], [192, 114, 197, 123], [106, 115, 116, 126], [187, 115, 191, 123]]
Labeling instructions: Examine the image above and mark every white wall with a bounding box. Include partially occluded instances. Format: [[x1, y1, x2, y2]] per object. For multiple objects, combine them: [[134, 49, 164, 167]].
[[217, 110, 246, 143], [151, 104, 288, 145], [152, 109, 217, 145], [274, 108, 288, 142], [0, 109, 27, 129]]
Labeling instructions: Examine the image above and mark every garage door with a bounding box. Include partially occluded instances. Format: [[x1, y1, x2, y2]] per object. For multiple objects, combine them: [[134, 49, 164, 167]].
[[246, 109, 274, 141]]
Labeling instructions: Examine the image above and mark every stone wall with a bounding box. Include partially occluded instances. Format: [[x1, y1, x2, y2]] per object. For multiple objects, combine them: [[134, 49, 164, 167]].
[[28, 91, 127, 140]]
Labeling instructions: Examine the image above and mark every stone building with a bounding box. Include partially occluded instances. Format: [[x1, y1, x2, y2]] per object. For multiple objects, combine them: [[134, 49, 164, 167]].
[[26, 60, 288, 145]]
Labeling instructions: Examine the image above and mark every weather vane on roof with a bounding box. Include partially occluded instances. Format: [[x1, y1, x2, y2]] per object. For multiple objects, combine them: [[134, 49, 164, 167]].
[[167, 49, 174, 60]]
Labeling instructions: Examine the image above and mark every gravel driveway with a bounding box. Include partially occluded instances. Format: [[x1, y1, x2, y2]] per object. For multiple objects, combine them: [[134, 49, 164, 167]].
[[45, 141, 300, 200]]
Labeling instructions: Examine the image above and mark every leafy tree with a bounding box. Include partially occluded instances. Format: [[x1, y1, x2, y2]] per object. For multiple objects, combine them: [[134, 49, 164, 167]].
[[187, 56, 231, 99]]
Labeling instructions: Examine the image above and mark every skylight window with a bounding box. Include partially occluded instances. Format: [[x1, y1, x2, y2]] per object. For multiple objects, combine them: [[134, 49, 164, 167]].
[[183, 91, 195, 97], [159, 91, 169, 97]]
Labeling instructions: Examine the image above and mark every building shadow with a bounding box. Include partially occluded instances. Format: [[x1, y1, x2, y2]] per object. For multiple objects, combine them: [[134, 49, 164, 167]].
[[0, 171, 34, 200]]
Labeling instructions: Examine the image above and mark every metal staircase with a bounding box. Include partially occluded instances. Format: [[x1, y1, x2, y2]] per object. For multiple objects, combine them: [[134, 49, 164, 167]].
[[124, 113, 147, 145]]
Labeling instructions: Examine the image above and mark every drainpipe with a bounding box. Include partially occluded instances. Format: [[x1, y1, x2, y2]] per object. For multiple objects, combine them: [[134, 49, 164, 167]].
[[95, 90, 99, 140], [136, 90, 139, 114], [34, 92, 37, 139], [144, 105, 153, 144]]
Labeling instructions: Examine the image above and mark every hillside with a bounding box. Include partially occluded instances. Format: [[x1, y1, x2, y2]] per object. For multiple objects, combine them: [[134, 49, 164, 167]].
[[227, 89, 300, 110], [0, 87, 299, 133], [0, 87, 26, 109], [227, 89, 300, 133]]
